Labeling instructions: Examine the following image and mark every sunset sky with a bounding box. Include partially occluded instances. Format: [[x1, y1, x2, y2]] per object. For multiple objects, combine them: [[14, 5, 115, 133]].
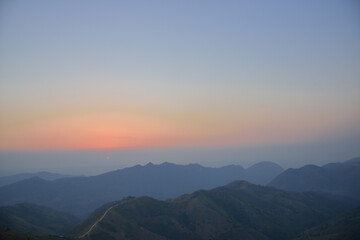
[[0, 1, 359, 173]]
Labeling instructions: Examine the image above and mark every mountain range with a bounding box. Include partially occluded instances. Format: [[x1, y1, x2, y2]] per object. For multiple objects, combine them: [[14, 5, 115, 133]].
[[0, 172, 75, 187], [2, 157, 360, 239], [0, 161, 283, 216], [73, 180, 358, 240], [269, 157, 360, 199]]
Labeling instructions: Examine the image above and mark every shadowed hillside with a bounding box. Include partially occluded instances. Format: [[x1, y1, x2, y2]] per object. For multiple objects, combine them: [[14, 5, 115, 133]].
[[269, 157, 360, 199], [0, 230, 76, 240], [295, 207, 360, 240], [73, 181, 357, 240], [0, 203, 80, 236]]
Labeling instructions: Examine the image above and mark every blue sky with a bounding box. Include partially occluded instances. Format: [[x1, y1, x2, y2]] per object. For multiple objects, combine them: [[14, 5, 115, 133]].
[[0, 0, 359, 173]]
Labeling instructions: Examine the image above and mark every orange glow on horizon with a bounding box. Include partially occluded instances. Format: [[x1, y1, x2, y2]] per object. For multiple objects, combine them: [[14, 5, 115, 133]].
[[0, 111, 195, 150], [0, 103, 357, 151]]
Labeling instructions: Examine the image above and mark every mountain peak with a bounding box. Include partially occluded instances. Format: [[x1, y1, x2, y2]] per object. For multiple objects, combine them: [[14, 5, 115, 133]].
[[247, 161, 283, 171], [244, 161, 284, 185], [159, 162, 176, 167]]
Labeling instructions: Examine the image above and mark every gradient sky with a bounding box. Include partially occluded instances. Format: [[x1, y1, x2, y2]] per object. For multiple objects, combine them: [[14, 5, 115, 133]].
[[0, 1, 359, 173]]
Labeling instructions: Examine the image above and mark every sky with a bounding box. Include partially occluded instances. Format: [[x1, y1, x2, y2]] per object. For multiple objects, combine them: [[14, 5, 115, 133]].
[[0, 0, 359, 174]]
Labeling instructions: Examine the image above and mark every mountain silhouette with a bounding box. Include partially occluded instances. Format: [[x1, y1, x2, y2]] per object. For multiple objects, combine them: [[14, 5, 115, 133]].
[[0, 162, 283, 216], [73, 180, 357, 240], [269, 157, 360, 199], [0, 171, 75, 187]]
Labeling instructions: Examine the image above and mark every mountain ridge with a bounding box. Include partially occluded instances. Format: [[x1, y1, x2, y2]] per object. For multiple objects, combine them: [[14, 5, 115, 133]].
[[0, 161, 283, 216], [269, 157, 360, 199], [0, 172, 75, 187], [73, 180, 358, 240]]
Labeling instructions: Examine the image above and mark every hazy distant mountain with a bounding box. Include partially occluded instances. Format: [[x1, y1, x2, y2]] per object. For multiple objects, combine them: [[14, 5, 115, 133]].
[[0, 162, 282, 216], [243, 161, 284, 185], [0, 172, 75, 187], [269, 157, 360, 199], [73, 181, 357, 240], [0, 203, 80, 236], [294, 207, 360, 240]]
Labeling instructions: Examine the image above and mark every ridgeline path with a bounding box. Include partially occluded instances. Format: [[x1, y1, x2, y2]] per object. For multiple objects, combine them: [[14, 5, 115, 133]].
[[78, 203, 121, 239]]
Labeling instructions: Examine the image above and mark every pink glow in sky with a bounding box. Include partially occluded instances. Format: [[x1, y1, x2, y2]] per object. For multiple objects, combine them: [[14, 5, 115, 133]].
[[0, 0, 359, 151]]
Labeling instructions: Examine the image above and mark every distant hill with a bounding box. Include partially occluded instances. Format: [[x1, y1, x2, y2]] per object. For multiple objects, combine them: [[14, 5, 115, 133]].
[[269, 157, 360, 199], [0, 162, 283, 216], [0, 203, 80, 236], [73, 181, 357, 240], [243, 161, 284, 185], [294, 207, 360, 240], [0, 172, 75, 187]]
